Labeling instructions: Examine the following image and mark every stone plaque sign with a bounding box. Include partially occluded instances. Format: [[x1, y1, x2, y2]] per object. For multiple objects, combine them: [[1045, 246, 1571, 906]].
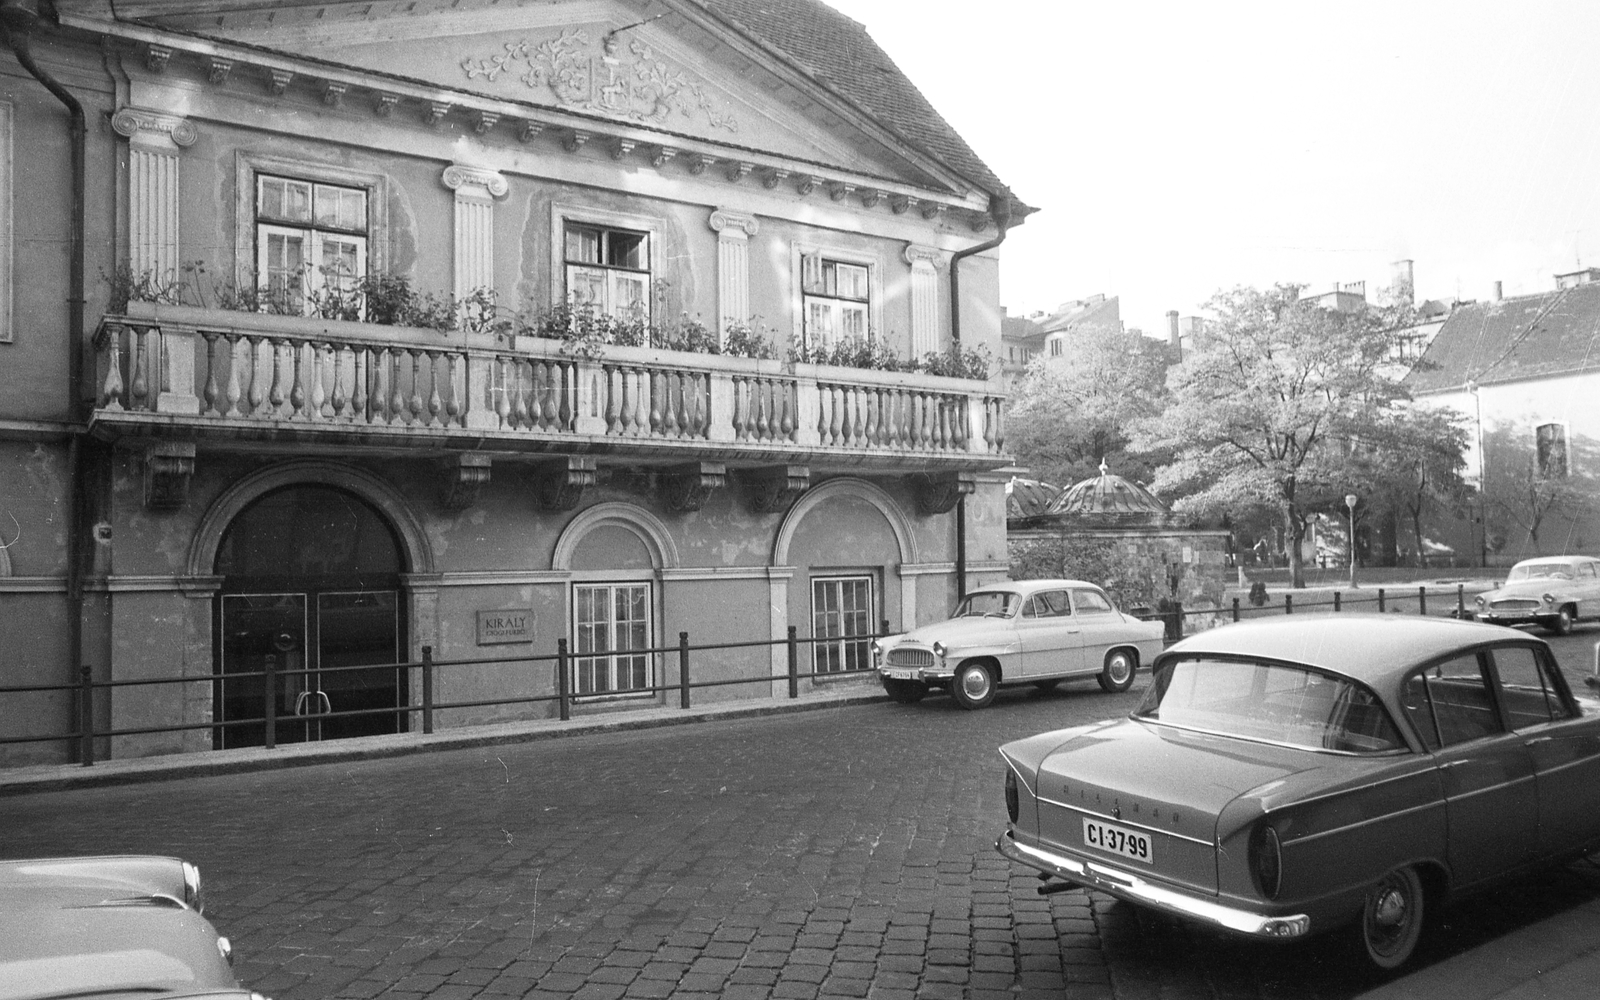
[[477, 608, 534, 645]]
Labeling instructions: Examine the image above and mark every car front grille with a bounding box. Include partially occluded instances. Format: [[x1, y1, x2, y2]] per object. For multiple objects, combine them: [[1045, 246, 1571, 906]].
[[887, 647, 935, 668], [1490, 599, 1541, 612]]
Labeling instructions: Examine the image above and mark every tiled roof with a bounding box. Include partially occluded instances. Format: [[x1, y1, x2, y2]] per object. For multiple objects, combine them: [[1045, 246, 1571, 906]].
[[693, 0, 1032, 221], [1406, 282, 1600, 393]]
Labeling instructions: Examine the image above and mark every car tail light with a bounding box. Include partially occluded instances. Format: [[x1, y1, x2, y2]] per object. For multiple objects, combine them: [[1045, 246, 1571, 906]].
[[1005, 769, 1020, 823], [1250, 823, 1282, 899]]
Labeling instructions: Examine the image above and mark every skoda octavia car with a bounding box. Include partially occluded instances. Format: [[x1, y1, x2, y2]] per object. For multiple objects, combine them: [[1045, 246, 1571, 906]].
[[0, 855, 262, 1000], [996, 615, 1600, 970], [874, 579, 1164, 709], [1474, 555, 1600, 634]]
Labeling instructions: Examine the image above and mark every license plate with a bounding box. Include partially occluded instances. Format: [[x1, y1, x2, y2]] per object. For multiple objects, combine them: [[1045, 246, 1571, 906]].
[[1083, 818, 1153, 864], [886, 669, 915, 680]]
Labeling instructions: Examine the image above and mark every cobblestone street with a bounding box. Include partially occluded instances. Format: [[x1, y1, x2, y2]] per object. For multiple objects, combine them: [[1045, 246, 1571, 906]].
[[7, 658, 1600, 1000]]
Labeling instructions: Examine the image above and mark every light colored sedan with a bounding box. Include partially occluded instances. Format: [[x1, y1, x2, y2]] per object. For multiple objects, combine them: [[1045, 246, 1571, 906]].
[[873, 579, 1165, 709], [1474, 555, 1600, 634]]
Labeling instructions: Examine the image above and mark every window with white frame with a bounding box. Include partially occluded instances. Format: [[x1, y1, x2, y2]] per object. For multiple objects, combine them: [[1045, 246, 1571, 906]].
[[573, 582, 653, 696], [1537, 423, 1569, 478], [565, 222, 650, 322], [812, 575, 875, 674], [802, 254, 871, 348], [255, 174, 368, 314]]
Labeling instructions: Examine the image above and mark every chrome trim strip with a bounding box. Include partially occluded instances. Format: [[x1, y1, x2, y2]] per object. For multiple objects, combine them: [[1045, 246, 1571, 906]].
[[996, 830, 1310, 939], [1035, 795, 1215, 847], [1133, 718, 1409, 758]]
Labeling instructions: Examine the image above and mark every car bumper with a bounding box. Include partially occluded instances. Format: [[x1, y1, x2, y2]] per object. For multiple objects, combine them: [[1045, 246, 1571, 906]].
[[1474, 611, 1550, 627], [995, 829, 1310, 940], [879, 666, 952, 682]]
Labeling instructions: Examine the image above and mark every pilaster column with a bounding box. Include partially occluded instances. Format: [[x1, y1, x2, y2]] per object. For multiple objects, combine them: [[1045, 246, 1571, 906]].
[[112, 107, 197, 282], [709, 208, 759, 333], [441, 163, 509, 302], [904, 245, 943, 356]]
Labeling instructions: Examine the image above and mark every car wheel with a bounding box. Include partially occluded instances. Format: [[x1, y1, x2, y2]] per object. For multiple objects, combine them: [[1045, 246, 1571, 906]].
[[1549, 606, 1574, 636], [883, 678, 928, 704], [1097, 649, 1136, 693], [1360, 866, 1424, 971], [1032, 678, 1062, 693], [952, 662, 996, 710]]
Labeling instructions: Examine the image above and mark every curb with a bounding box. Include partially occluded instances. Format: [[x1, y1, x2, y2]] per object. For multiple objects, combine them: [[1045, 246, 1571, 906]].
[[0, 690, 888, 797]]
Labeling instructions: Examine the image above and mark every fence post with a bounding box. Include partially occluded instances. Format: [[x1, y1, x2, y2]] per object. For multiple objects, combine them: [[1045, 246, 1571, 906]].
[[557, 638, 571, 721], [787, 625, 799, 699], [1457, 583, 1466, 618], [263, 654, 277, 750], [881, 618, 890, 637], [679, 631, 691, 710], [1285, 594, 1293, 615], [78, 665, 94, 767], [421, 645, 434, 735], [1334, 591, 1341, 612], [1231, 598, 1240, 622], [1418, 586, 1428, 617], [1378, 587, 1386, 612]]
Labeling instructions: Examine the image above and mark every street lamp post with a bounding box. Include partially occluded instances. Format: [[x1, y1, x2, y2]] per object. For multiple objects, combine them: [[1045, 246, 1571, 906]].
[[1467, 379, 1487, 569], [1345, 494, 1359, 589]]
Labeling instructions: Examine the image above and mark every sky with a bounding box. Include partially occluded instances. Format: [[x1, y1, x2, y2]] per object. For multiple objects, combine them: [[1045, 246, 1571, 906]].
[[822, 0, 1600, 336]]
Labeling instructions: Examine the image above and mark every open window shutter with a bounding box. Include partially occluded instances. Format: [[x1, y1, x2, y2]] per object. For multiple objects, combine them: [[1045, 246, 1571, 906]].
[[801, 252, 822, 293]]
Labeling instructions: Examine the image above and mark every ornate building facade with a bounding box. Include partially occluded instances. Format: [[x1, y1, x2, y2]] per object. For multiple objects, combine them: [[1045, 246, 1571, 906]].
[[0, 0, 1031, 763]]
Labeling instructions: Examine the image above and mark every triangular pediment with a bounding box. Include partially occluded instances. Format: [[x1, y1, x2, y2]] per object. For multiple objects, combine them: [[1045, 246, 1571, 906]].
[[103, 0, 965, 193]]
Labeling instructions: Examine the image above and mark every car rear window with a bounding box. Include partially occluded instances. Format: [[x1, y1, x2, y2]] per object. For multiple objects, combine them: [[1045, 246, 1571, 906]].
[[1136, 657, 1406, 753]]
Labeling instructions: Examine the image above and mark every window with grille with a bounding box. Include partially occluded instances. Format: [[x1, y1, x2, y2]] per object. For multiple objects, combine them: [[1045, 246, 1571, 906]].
[[565, 222, 650, 322], [573, 582, 653, 696], [801, 254, 871, 349], [812, 575, 875, 674], [1536, 423, 1569, 478], [255, 175, 368, 315]]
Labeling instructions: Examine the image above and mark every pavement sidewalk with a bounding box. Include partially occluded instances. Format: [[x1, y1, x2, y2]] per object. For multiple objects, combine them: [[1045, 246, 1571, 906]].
[[0, 683, 886, 797]]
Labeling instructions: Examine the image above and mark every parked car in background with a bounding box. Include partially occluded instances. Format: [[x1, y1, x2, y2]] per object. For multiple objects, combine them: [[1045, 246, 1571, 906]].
[[873, 579, 1165, 709], [0, 855, 261, 1000], [997, 615, 1600, 971], [1474, 555, 1600, 634]]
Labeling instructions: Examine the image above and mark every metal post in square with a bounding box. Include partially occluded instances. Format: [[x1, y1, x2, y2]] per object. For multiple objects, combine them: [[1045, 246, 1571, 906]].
[[263, 654, 277, 750], [1457, 583, 1466, 618], [557, 638, 571, 721], [1232, 597, 1240, 622], [1334, 591, 1341, 612], [78, 665, 94, 767], [679, 631, 691, 709], [1378, 588, 1386, 612], [1418, 586, 1427, 617], [421, 645, 434, 735], [1285, 594, 1293, 615], [787, 626, 799, 699]]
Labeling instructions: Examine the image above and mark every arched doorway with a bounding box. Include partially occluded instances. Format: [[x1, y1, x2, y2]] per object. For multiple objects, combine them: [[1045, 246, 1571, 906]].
[[213, 484, 407, 748]]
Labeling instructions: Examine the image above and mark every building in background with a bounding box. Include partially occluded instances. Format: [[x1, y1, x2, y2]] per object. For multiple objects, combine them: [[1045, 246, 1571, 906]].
[[0, 0, 1032, 764]]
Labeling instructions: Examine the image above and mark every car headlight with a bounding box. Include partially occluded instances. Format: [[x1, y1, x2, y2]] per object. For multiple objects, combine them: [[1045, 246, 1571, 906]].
[[932, 642, 946, 658], [1474, 595, 1485, 607], [871, 640, 882, 661], [182, 861, 204, 914], [1544, 593, 1556, 605]]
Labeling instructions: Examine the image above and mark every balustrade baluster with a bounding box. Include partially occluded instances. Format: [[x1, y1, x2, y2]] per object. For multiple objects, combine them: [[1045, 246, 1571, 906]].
[[201, 332, 220, 415], [781, 383, 795, 441], [387, 348, 405, 422], [747, 379, 762, 441], [687, 374, 703, 438], [403, 351, 421, 422], [444, 353, 461, 426], [603, 366, 620, 434], [244, 336, 266, 416], [424, 352, 441, 424], [288, 342, 306, 419], [937, 398, 951, 450], [826, 386, 841, 445], [328, 345, 348, 419], [647, 369, 663, 436], [493, 356, 511, 428], [129, 327, 149, 411], [266, 340, 287, 417], [864, 390, 879, 447], [558, 362, 574, 430], [352, 348, 369, 422], [223, 334, 243, 416], [100, 326, 126, 410], [308, 344, 327, 419]]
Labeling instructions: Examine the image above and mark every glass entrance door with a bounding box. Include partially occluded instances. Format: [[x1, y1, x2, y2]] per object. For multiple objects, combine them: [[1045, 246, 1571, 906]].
[[315, 591, 400, 741]]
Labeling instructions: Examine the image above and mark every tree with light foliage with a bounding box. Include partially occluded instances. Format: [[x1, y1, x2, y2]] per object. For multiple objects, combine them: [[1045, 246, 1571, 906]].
[[1134, 284, 1413, 588], [1005, 324, 1170, 487]]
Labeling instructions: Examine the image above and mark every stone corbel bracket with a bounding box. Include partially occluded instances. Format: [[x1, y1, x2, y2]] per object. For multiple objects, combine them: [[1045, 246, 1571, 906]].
[[536, 456, 597, 511], [913, 471, 975, 516], [741, 465, 810, 515], [111, 107, 198, 149], [440, 454, 492, 511], [143, 442, 196, 511], [663, 462, 727, 513], [441, 163, 510, 199]]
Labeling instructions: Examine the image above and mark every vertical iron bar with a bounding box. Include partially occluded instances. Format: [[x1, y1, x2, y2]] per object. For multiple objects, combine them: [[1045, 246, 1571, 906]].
[[1457, 583, 1466, 618], [679, 631, 691, 710], [1378, 588, 1387, 612], [1285, 594, 1293, 615], [263, 654, 276, 751], [557, 638, 571, 721], [1232, 598, 1240, 622], [787, 626, 799, 699], [1418, 586, 1428, 617], [78, 665, 93, 767], [1334, 591, 1341, 612], [422, 645, 434, 735]]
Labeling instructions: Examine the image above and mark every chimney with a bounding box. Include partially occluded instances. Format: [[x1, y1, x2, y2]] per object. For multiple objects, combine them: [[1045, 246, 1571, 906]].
[[1493, 281, 1503, 301], [1390, 259, 1414, 305], [1167, 310, 1180, 357]]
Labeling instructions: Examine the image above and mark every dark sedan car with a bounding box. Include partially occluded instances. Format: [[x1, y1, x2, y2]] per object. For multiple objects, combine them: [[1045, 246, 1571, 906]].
[[0, 855, 262, 1000], [996, 615, 1600, 970]]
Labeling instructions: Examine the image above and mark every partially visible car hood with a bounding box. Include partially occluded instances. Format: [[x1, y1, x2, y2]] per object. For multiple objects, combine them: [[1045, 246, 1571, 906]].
[[0, 908, 237, 1000], [1482, 581, 1566, 601], [895, 615, 1016, 647]]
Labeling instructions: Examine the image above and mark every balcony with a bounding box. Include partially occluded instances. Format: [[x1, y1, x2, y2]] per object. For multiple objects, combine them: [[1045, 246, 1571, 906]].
[[89, 303, 1009, 511]]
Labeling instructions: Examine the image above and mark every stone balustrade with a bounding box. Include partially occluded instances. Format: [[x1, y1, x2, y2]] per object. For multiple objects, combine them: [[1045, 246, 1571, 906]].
[[90, 304, 1006, 463]]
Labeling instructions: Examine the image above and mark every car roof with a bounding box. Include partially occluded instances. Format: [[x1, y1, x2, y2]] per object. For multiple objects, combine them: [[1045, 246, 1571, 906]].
[[971, 579, 1103, 595], [1513, 555, 1597, 566], [1156, 614, 1541, 685]]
